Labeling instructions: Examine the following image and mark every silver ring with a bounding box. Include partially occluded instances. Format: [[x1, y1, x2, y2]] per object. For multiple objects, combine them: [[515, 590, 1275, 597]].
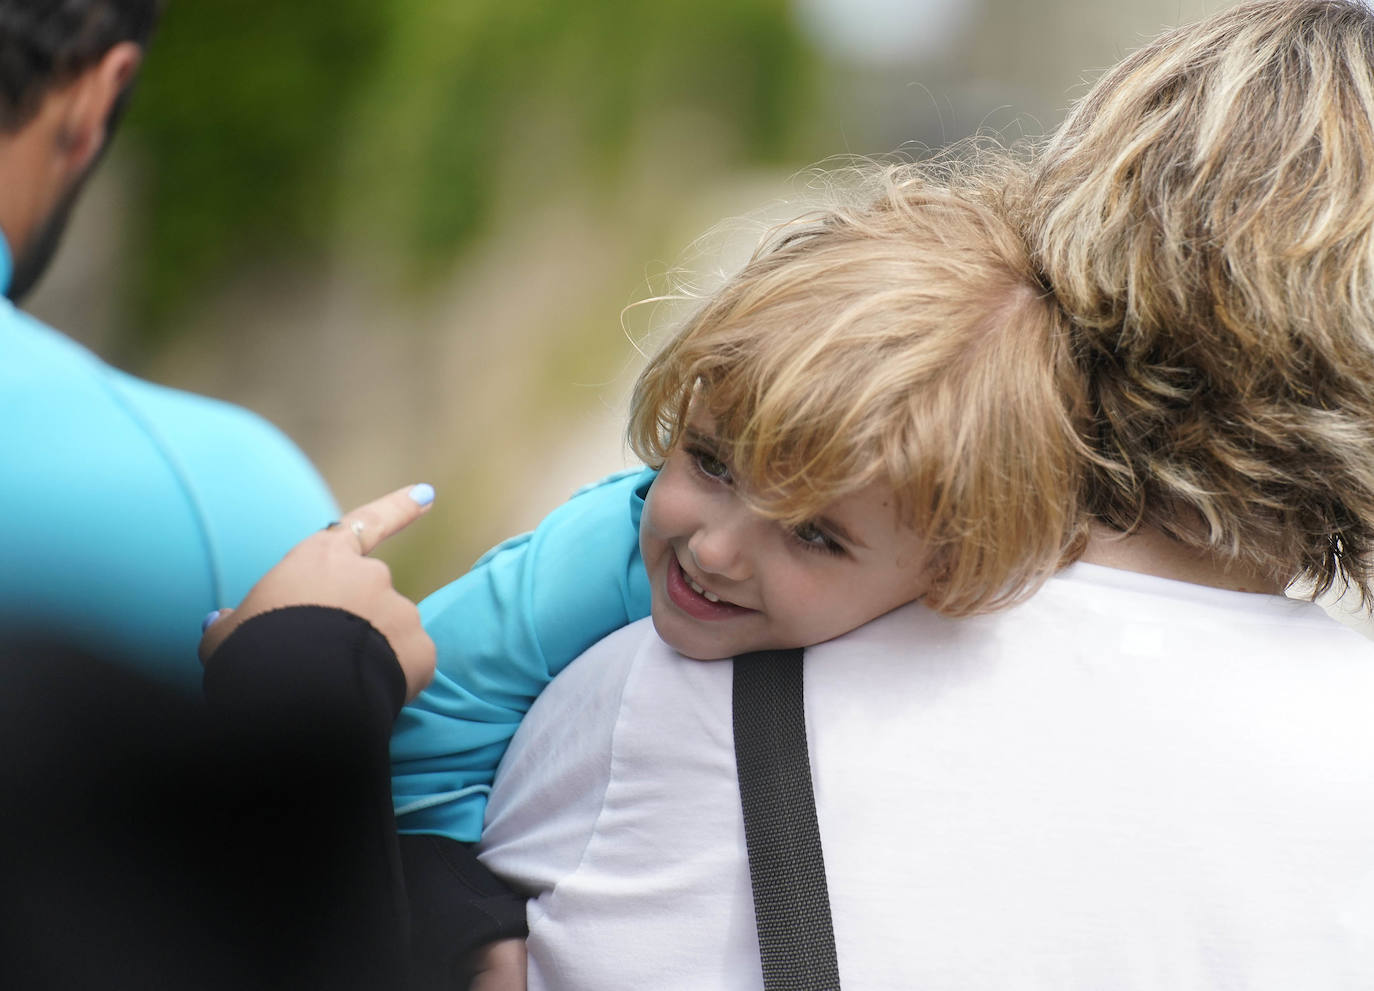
[[325, 519, 367, 548]]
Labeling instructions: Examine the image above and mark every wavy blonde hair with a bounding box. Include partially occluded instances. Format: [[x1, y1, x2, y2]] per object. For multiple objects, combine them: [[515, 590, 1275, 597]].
[[1030, 0, 1374, 599], [628, 156, 1088, 616]]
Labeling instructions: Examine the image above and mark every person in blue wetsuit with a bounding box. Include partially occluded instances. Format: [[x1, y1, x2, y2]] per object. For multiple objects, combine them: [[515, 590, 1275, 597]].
[[0, 1, 336, 690]]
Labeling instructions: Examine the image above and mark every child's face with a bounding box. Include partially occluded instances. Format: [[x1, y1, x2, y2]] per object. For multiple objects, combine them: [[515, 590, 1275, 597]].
[[639, 410, 934, 661]]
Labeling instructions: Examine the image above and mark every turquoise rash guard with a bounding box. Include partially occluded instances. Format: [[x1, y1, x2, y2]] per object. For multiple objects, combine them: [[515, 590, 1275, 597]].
[[391, 468, 655, 842]]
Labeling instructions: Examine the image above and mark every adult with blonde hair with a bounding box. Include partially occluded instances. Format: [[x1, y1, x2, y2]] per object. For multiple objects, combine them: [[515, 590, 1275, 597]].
[[392, 4, 1374, 986], [1032, 0, 1374, 602]]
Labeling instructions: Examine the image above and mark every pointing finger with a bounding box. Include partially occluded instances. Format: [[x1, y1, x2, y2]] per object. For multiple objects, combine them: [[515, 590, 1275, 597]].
[[333, 483, 436, 555]]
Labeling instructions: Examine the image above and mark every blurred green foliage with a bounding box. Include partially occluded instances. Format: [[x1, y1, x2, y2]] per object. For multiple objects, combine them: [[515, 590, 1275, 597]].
[[121, 0, 817, 344]]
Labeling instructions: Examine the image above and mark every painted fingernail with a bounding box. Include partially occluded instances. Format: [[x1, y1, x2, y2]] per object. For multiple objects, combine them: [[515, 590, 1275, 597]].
[[201, 609, 223, 633], [409, 483, 435, 507]]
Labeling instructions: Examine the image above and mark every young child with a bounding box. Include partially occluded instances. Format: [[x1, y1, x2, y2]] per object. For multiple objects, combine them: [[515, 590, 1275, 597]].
[[389, 152, 1085, 840]]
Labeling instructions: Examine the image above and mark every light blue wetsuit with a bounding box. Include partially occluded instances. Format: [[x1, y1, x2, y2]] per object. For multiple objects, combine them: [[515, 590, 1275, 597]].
[[0, 235, 337, 691], [391, 468, 655, 842]]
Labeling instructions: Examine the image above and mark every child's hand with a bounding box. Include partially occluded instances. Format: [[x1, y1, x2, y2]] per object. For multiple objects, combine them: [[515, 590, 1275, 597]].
[[467, 938, 528, 991], [199, 484, 438, 701]]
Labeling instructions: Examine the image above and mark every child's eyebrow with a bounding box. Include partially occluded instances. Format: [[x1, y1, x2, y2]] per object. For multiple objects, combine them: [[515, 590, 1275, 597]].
[[682, 426, 720, 451]]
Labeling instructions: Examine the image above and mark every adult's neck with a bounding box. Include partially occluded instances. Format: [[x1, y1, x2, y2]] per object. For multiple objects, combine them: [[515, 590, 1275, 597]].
[[1077, 522, 1288, 596]]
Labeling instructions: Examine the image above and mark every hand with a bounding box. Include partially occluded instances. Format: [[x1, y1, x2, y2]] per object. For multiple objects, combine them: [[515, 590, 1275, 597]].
[[466, 938, 527, 991], [199, 484, 438, 701]]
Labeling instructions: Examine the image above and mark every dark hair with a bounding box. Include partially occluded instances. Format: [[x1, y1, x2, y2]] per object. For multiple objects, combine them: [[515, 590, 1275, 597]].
[[0, 0, 160, 131]]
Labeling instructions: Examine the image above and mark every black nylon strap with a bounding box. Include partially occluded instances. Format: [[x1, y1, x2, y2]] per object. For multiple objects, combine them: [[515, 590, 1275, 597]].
[[733, 648, 841, 991]]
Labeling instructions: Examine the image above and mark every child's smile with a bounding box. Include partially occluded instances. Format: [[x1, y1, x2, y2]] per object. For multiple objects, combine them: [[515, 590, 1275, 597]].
[[639, 411, 935, 661], [665, 555, 756, 618]]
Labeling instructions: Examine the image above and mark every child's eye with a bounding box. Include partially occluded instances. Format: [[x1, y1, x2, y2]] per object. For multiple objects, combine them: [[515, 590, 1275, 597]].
[[689, 446, 732, 482], [791, 521, 846, 556]]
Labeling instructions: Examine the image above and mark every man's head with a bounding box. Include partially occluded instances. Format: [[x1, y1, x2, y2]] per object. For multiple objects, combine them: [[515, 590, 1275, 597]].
[[1029, 0, 1374, 600], [0, 0, 160, 300]]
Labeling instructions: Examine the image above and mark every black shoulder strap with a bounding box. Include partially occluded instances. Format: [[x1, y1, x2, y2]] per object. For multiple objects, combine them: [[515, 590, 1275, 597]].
[[733, 648, 841, 990]]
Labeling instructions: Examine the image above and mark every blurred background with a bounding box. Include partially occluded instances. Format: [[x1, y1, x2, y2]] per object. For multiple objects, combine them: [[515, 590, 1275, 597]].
[[32, 0, 1365, 630]]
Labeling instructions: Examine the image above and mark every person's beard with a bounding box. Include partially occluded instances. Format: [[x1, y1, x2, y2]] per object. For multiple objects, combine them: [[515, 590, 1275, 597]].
[[6, 167, 88, 303], [6, 82, 135, 304]]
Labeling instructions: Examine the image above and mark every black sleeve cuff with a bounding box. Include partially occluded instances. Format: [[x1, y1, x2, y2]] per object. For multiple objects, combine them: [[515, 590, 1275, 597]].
[[203, 605, 407, 745]]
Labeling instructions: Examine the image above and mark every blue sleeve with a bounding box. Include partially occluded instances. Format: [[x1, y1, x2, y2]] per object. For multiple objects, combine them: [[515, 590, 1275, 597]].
[[390, 467, 655, 842]]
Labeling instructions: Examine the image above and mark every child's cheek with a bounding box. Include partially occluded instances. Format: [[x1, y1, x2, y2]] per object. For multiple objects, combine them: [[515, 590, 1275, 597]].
[[639, 478, 679, 559], [643, 469, 690, 536]]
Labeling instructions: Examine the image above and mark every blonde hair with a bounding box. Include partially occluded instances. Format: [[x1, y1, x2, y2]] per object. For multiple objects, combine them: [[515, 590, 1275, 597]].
[[1030, 0, 1374, 599], [628, 156, 1088, 616]]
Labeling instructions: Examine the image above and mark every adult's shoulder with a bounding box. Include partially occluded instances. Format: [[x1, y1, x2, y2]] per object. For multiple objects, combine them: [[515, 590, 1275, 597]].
[[0, 306, 336, 685], [2, 302, 332, 512], [478, 618, 664, 889], [106, 366, 331, 497]]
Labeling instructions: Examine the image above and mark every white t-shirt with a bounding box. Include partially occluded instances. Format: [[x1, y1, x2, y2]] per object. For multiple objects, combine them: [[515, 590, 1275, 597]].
[[479, 563, 1374, 989]]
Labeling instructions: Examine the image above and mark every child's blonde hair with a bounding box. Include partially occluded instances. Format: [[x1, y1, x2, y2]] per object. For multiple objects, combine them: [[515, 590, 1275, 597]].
[[628, 156, 1087, 616], [1030, 0, 1374, 599]]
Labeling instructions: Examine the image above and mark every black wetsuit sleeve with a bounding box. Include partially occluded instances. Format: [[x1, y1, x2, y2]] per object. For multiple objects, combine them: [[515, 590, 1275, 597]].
[[207, 605, 529, 990], [203, 603, 407, 734], [3, 607, 410, 989], [203, 605, 412, 986]]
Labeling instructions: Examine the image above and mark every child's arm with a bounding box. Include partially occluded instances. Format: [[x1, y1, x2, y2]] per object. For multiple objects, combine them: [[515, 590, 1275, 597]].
[[390, 467, 654, 843]]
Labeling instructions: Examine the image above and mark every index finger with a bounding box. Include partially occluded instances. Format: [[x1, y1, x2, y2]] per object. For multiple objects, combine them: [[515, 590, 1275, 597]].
[[336, 482, 436, 555]]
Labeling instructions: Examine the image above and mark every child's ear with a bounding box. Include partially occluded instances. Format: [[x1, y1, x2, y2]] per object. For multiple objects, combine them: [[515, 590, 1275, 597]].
[[57, 42, 142, 175]]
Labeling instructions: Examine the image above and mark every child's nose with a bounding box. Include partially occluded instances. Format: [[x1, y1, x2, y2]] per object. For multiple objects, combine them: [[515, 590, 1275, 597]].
[[686, 519, 752, 582]]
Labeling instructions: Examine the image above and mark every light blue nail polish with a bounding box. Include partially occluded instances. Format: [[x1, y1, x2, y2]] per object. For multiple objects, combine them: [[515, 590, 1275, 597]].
[[201, 609, 222, 633], [409, 482, 436, 507]]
